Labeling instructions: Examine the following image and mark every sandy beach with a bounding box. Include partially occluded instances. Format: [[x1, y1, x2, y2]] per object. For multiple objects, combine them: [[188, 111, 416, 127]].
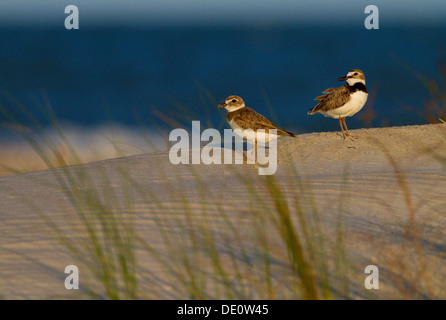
[[0, 123, 445, 299]]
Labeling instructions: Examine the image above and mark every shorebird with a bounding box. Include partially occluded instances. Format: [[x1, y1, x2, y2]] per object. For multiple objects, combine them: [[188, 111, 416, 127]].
[[307, 69, 368, 139], [217, 95, 295, 159]]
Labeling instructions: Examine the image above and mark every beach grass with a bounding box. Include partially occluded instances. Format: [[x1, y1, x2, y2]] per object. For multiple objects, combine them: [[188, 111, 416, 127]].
[[393, 57, 446, 124], [0, 97, 354, 299], [1, 91, 444, 299]]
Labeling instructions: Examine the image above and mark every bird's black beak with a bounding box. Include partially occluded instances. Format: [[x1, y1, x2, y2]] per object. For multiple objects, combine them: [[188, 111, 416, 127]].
[[216, 103, 226, 108], [337, 76, 348, 81]]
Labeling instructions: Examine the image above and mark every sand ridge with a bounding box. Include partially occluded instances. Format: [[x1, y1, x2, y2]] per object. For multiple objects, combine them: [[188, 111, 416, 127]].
[[0, 123, 445, 299]]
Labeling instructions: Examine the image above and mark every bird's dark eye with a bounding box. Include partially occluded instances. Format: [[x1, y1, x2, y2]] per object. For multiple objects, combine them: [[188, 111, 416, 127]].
[[354, 72, 358, 76], [231, 99, 237, 103]]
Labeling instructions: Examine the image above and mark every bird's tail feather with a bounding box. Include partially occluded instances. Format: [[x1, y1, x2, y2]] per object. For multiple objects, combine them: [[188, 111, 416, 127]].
[[278, 129, 296, 137], [307, 107, 316, 115]]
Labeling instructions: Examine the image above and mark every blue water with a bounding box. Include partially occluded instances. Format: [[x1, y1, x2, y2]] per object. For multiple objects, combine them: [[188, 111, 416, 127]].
[[0, 26, 444, 136]]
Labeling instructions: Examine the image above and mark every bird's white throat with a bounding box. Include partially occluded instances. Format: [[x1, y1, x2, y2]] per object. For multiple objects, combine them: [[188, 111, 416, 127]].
[[346, 78, 366, 86], [225, 105, 245, 112]]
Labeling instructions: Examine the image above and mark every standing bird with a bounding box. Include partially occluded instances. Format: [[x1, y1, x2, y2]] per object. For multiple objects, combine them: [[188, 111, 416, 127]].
[[308, 69, 368, 139], [217, 95, 295, 159]]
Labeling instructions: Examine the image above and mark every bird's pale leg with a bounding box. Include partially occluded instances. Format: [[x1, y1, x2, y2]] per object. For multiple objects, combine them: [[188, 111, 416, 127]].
[[342, 117, 358, 140], [249, 138, 257, 164], [255, 139, 258, 163], [246, 137, 257, 164], [339, 117, 346, 139], [342, 117, 350, 136], [242, 150, 248, 162]]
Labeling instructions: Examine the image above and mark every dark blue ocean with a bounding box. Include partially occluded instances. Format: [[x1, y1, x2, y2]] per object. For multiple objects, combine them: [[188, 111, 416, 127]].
[[0, 26, 445, 137]]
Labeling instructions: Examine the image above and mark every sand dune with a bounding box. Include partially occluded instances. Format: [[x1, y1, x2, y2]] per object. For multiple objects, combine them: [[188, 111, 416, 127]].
[[0, 123, 445, 299]]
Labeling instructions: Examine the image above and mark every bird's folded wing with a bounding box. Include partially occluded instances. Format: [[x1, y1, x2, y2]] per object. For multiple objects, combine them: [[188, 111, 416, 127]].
[[232, 108, 292, 136], [314, 88, 338, 100], [312, 85, 351, 112], [322, 88, 337, 94]]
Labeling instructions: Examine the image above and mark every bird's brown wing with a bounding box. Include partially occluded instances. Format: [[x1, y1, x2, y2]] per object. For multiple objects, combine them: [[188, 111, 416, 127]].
[[308, 85, 351, 114], [228, 107, 295, 137], [321, 88, 338, 95]]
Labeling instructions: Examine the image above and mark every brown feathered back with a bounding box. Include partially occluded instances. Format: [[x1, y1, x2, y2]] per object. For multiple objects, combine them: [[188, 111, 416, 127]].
[[308, 82, 367, 115], [228, 107, 295, 137]]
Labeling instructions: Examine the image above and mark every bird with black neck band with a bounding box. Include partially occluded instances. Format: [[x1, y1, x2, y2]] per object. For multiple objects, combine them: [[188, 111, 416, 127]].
[[308, 69, 368, 139]]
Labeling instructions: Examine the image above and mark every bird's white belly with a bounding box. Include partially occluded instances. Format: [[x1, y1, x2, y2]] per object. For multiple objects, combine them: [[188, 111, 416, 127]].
[[321, 91, 368, 119], [228, 120, 278, 143]]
